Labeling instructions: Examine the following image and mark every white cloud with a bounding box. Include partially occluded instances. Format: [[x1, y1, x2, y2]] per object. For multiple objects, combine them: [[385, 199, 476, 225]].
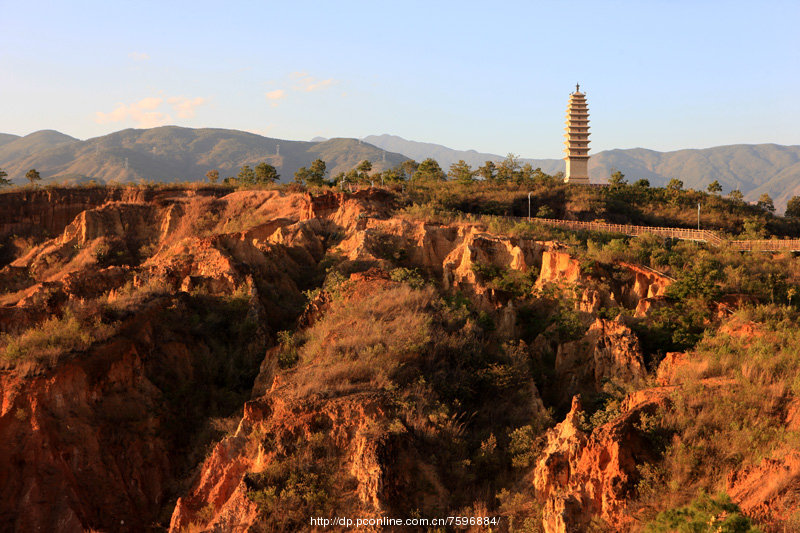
[[94, 97, 169, 128], [265, 89, 286, 108], [129, 52, 149, 61], [304, 78, 335, 92], [292, 75, 336, 93], [260, 73, 339, 110], [168, 96, 206, 118], [94, 95, 207, 128], [136, 97, 162, 110]]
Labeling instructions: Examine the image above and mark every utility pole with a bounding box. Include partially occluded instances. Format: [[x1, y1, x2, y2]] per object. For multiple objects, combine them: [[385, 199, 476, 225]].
[[276, 144, 280, 156], [528, 192, 534, 221], [697, 203, 701, 230]]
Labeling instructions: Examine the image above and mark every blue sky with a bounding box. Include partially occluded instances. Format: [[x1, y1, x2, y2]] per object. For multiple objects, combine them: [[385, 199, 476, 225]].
[[1, 0, 798, 158]]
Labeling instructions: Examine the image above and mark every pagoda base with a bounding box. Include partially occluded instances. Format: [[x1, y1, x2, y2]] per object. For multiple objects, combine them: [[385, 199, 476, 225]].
[[564, 158, 590, 184], [563, 175, 590, 185]]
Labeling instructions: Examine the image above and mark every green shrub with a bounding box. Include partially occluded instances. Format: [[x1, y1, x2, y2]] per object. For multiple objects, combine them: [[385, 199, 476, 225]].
[[666, 257, 723, 300], [644, 492, 761, 532], [508, 425, 539, 468], [390, 267, 427, 289], [493, 269, 537, 297], [371, 232, 407, 262], [553, 305, 586, 341], [472, 262, 503, 281], [245, 463, 332, 524], [497, 488, 544, 533], [535, 205, 555, 218], [277, 330, 300, 369]]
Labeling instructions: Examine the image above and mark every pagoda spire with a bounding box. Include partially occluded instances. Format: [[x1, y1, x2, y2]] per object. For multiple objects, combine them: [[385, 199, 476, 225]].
[[564, 85, 590, 184]]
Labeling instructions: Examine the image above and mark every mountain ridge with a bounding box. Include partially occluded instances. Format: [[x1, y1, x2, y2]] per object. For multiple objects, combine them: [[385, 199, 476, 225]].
[[0, 126, 407, 185]]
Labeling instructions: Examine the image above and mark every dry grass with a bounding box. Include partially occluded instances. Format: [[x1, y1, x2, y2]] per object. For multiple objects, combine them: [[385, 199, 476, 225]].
[[0, 308, 118, 368], [290, 283, 436, 397], [0, 273, 174, 371], [636, 305, 800, 520]]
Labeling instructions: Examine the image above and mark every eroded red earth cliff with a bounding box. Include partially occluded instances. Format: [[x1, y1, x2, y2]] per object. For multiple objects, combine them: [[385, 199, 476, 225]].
[[0, 186, 793, 532]]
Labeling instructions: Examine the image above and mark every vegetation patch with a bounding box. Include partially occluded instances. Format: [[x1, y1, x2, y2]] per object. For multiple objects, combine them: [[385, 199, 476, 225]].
[[644, 492, 760, 533], [0, 305, 119, 368]]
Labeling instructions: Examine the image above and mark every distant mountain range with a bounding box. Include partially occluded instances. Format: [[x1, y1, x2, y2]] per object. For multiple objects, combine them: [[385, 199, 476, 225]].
[[364, 134, 800, 210], [0, 127, 406, 186], [362, 134, 563, 175], [2, 127, 799, 210]]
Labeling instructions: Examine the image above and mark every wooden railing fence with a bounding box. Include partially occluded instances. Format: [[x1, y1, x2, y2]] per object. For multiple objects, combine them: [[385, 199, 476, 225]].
[[525, 217, 800, 252]]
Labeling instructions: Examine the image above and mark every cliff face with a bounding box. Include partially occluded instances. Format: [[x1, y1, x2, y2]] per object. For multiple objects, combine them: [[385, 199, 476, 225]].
[[554, 316, 646, 406], [1, 309, 186, 531], [0, 186, 227, 240], [168, 392, 425, 532], [533, 394, 664, 532], [0, 187, 326, 530]]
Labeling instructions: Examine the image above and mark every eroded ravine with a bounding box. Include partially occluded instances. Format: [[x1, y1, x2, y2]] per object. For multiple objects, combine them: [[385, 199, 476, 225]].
[[2, 186, 792, 532]]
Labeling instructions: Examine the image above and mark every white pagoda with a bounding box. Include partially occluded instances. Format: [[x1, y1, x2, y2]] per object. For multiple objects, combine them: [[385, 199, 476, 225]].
[[564, 84, 590, 184]]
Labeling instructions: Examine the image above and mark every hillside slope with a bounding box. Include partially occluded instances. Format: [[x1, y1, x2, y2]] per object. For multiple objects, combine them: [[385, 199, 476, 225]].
[[0, 133, 21, 148], [592, 144, 800, 206], [0, 130, 79, 163]]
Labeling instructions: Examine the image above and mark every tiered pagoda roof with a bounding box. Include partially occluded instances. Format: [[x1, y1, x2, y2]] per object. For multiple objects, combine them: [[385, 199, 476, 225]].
[[564, 85, 590, 159]]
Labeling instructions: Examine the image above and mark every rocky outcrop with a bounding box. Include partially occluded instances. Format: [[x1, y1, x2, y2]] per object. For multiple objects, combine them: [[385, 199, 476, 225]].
[[442, 229, 540, 278], [633, 295, 669, 318], [304, 189, 395, 225], [533, 397, 590, 530], [536, 252, 673, 316], [0, 290, 278, 531], [537, 249, 582, 288], [618, 262, 672, 307], [653, 351, 710, 386], [337, 218, 546, 311], [555, 316, 646, 404], [0, 302, 204, 532], [534, 395, 661, 532], [168, 392, 437, 532]]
